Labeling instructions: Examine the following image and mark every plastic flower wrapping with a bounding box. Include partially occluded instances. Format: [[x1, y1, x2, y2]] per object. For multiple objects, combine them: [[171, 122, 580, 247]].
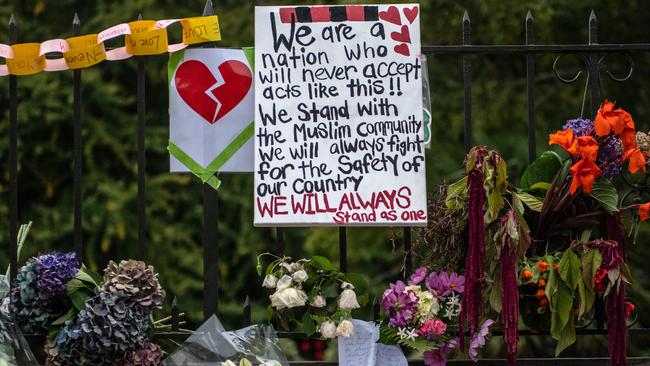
[[0, 313, 38, 366], [257, 254, 368, 339], [8, 253, 166, 366], [377, 267, 493, 365], [163, 315, 287, 366]]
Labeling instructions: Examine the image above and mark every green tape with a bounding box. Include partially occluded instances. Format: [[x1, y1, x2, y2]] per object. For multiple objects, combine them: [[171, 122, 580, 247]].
[[168, 121, 254, 190], [243, 46, 255, 70]]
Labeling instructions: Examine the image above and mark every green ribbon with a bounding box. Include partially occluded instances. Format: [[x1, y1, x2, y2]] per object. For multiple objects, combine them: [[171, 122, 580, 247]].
[[168, 121, 254, 189]]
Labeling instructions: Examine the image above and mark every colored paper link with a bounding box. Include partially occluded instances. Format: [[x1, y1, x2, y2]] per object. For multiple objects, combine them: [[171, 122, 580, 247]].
[[0, 15, 220, 76], [167, 121, 254, 190]]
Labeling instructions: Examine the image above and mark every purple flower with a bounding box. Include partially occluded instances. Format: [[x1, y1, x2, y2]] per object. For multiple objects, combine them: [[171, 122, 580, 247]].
[[563, 118, 593, 137], [424, 349, 447, 366], [381, 280, 420, 328], [36, 252, 80, 299], [409, 267, 428, 285], [598, 135, 622, 178], [469, 319, 495, 361], [447, 272, 465, 295], [425, 272, 443, 296]]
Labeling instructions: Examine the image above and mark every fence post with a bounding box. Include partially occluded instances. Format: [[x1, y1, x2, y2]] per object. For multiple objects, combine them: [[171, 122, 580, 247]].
[[72, 13, 84, 261], [8, 13, 18, 290], [462, 11, 472, 153], [339, 227, 347, 273], [587, 10, 602, 117], [201, 0, 219, 320], [525, 11, 536, 163], [137, 13, 147, 260]]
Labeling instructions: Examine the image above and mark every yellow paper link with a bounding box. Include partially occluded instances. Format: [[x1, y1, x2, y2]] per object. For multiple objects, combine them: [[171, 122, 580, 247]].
[[0, 15, 220, 76], [181, 16, 221, 45], [64, 34, 106, 69], [126, 20, 169, 56], [7, 43, 45, 76]]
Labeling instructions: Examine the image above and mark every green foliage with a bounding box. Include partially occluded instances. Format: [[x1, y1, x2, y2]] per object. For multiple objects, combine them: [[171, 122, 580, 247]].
[[520, 151, 562, 189], [588, 180, 619, 213]]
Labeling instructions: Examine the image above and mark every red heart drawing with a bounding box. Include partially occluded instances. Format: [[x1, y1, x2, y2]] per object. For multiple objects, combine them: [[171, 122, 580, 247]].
[[175, 59, 252, 124], [394, 43, 410, 56], [403, 6, 419, 24], [379, 6, 401, 26], [391, 25, 411, 44]]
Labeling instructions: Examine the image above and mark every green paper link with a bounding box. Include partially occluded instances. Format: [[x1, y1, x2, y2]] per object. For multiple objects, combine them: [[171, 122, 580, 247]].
[[168, 142, 221, 189]]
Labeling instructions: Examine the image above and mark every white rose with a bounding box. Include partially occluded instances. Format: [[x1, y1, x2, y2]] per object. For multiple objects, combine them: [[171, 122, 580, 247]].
[[239, 359, 253, 366], [292, 270, 308, 283], [319, 320, 337, 339], [275, 275, 293, 290], [335, 319, 354, 337], [269, 287, 308, 310], [262, 274, 278, 289], [338, 282, 360, 310], [311, 294, 326, 308]]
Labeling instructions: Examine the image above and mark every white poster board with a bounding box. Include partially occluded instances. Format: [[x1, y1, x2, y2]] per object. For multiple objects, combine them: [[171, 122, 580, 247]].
[[254, 4, 426, 226], [169, 48, 255, 179]]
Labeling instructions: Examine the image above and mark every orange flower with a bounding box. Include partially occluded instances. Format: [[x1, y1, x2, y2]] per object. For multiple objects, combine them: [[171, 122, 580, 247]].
[[620, 112, 637, 151], [594, 100, 627, 137], [535, 289, 546, 299], [639, 202, 650, 222], [540, 298, 549, 307], [549, 129, 577, 155], [574, 135, 599, 161], [553, 263, 559, 271], [521, 269, 533, 280], [622, 148, 646, 175], [569, 158, 603, 195], [538, 279, 546, 287], [537, 260, 550, 272]]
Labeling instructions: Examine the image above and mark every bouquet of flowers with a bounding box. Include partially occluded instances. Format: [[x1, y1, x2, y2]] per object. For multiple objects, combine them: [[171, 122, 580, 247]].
[[9, 252, 166, 366], [378, 267, 493, 365], [257, 254, 367, 339]]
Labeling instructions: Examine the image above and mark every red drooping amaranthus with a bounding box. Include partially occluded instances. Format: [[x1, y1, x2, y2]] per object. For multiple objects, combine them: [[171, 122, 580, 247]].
[[501, 247, 519, 365], [604, 213, 627, 366], [460, 147, 487, 349]]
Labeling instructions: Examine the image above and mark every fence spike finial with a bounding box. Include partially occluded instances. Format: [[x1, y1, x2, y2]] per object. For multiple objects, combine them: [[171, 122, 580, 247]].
[[138, 13, 143, 21], [589, 9, 597, 22], [203, 0, 214, 16], [73, 13, 80, 25], [9, 13, 15, 26], [526, 10, 533, 21], [462, 10, 470, 23]]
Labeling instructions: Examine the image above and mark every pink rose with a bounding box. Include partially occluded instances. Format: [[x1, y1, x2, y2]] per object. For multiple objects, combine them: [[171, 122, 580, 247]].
[[432, 320, 447, 335]]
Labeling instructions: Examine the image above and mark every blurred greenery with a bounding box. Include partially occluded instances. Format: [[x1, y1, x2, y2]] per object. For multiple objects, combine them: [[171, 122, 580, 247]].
[[0, 0, 649, 361]]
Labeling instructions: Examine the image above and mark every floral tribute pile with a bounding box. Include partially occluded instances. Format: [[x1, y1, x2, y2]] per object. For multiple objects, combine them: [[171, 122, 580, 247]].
[[258, 254, 367, 339], [8, 252, 165, 366], [412, 100, 649, 365]]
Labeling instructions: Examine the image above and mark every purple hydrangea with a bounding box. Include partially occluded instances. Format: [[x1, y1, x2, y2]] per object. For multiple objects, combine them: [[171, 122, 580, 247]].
[[381, 280, 419, 328], [563, 118, 593, 137], [36, 252, 80, 299]]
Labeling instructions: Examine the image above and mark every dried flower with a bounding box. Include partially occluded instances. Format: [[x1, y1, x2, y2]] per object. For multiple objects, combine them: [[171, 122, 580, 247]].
[[319, 320, 337, 339], [338, 282, 360, 310], [101, 260, 165, 310], [262, 274, 278, 289], [636, 131, 650, 152], [311, 294, 326, 308], [36, 252, 80, 299], [269, 282, 308, 310], [116, 341, 163, 366], [335, 319, 354, 337]]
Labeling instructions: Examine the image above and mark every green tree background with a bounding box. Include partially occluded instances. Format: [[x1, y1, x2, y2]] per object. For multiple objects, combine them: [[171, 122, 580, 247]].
[[0, 0, 649, 360]]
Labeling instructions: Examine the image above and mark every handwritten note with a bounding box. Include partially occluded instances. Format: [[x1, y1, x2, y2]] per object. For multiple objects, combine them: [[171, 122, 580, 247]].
[[338, 319, 407, 366]]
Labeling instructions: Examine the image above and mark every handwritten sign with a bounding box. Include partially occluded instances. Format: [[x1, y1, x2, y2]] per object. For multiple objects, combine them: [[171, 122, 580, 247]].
[[338, 320, 407, 366], [254, 4, 427, 226]]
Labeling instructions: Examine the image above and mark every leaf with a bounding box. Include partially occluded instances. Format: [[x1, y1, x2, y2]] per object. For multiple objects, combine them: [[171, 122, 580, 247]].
[[550, 280, 573, 335], [581, 249, 602, 292], [529, 182, 552, 191], [301, 311, 316, 336], [485, 188, 505, 223], [520, 151, 563, 189], [554, 315, 576, 357], [545, 263, 558, 311], [577, 278, 594, 317], [69, 289, 93, 311], [76, 267, 103, 286], [445, 176, 467, 210], [378, 324, 400, 345], [496, 157, 508, 190], [489, 280, 502, 313], [588, 180, 619, 213], [52, 307, 76, 326], [516, 192, 544, 212], [559, 250, 581, 291], [321, 281, 339, 298], [621, 263, 634, 284], [311, 256, 335, 271]]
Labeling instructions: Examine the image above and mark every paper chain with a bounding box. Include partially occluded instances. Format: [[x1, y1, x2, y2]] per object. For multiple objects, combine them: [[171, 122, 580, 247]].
[[0, 15, 220, 76]]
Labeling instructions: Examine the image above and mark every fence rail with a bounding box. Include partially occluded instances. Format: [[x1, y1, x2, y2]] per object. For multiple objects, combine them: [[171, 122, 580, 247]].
[[5, 1, 650, 364]]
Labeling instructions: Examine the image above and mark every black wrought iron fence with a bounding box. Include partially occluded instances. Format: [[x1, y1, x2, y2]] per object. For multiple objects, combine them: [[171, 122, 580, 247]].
[[5, 1, 650, 365]]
